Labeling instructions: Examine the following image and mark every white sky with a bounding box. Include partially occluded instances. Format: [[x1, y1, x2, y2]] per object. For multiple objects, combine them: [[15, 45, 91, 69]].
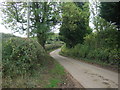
[[0, 2, 94, 37], [0, 2, 59, 37], [0, 22, 27, 37], [0, 16, 93, 38], [0, 3, 27, 37], [0, 23, 28, 37], [0, 16, 59, 37]]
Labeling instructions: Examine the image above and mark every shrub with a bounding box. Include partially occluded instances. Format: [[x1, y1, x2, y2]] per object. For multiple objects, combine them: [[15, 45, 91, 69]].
[[60, 17, 119, 67], [87, 49, 96, 59], [109, 49, 120, 65], [45, 43, 62, 52], [61, 44, 119, 66], [2, 37, 49, 78]]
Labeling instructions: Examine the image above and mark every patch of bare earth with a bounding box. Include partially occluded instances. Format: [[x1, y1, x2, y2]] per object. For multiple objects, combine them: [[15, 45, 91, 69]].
[[58, 70, 84, 88]]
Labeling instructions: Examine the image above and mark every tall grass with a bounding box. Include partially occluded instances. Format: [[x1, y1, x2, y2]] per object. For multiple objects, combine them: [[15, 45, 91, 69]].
[[61, 44, 119, 67]]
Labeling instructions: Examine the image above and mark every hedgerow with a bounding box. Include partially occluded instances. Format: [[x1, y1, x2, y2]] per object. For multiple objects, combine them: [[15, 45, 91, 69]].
[[60, 18, 120, 67], [2, 37, 49, 78]]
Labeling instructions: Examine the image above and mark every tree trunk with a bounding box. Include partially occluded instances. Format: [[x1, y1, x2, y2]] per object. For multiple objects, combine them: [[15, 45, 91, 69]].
[[37, 33, 46, 49]]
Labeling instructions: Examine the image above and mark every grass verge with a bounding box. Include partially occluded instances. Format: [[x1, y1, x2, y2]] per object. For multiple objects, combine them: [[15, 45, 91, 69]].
[[44, 60, 65, 88], [2, 51, 69, 88], [2, 34, 76, 88], [59, 50, 119, 72]]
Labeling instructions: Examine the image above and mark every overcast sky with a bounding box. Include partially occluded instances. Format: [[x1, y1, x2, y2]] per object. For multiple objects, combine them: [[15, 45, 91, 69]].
[[0, 2, 95, 37], [0, 16, 93, 38], [0, 15, 60, 37], [0, 3, 28, 37], [0, 20, 28, 37], [0, 2, 60, 37]]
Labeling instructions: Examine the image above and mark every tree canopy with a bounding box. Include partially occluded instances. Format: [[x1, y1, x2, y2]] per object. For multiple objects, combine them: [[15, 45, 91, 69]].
[[59, 2, 91, 48], [1, 2, 60, 48], [100, 2, 120, 29]]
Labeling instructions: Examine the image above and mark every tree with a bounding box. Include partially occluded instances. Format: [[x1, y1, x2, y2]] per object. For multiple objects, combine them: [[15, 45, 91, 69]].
[[100, 2, 120, 29], [1, 2, 60, 48], [1, 2, 27, 33], [89, 0, 100, 32], [59, 2, 91, 48], [99, 2, 120, 48]]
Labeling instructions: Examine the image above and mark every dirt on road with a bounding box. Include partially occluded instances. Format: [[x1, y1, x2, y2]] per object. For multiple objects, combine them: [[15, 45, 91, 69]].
[[50, 49, 118, 88]]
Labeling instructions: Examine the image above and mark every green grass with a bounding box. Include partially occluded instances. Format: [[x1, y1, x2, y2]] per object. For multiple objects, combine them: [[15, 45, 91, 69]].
[[50, 61, 65, 76], [3, 54, 67, 88], [44, 61, 66, 88], [44, 78, 61, 88], [2, 34, 67, 88]]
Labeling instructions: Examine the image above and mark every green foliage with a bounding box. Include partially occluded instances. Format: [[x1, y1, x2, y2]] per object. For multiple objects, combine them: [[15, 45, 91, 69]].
[[100, 2, 120, 28], [1, 2, 60, 48], [61, 43, 119, 67], [45, 33, 64, 52], [2, 37, 48, 78], [46, 33, 60, 44], [50, 62, 65, 76], [60, 18, 120, 67], [45, 43, 63, 53], [59, 2, 91, 48], [45, 78, 61, 88], [44, 62, 65, 88], [1, 2, 27, 32], [2, 34, 68, 88], [92, 17, 119, 49], [1, 33, 16, 39]]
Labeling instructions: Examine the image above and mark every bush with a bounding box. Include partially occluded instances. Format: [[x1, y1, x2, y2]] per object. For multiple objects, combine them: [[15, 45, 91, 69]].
[[61, 44, 119, 66], [2, 37, 49, 78], [60, 17, 119, 67], [109, 49, 120, 65], [87, 50, 96, 59], [45, 43, 63, 52]]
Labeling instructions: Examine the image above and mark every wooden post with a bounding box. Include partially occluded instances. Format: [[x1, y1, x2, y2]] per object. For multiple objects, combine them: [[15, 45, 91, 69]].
[[27, 1, 30, 38]]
